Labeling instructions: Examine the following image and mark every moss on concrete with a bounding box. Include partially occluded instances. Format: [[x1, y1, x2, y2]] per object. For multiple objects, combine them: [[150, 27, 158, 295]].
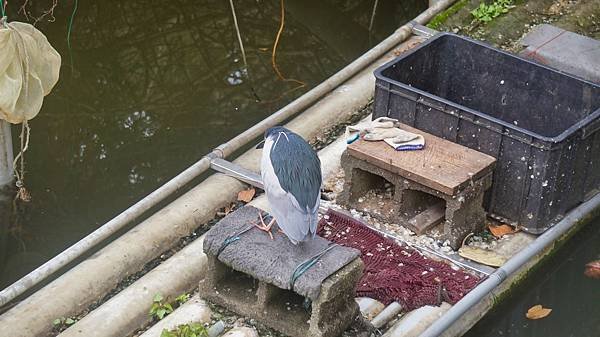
[[427, 0, 471, 29]]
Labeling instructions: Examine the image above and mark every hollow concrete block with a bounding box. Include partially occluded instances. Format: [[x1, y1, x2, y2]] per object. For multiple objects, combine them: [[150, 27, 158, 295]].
[[339, 150, 492, 249], [199, 206, 364, 337]]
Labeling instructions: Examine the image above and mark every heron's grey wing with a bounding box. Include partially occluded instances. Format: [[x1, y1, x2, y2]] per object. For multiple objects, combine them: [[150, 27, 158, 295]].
[[269, 132, 322, 214], [266, 191, 313, 244], [261, 143, 309, 243], [269, 131, 322, 240]]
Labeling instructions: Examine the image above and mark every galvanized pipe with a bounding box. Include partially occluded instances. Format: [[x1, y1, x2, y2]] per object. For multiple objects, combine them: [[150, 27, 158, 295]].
[[210, 158, 264, 189], [371, 302, 403, 329], [418, 192, 600, 337], [0, 120, 13, 188], [0, 0, 457, 307]]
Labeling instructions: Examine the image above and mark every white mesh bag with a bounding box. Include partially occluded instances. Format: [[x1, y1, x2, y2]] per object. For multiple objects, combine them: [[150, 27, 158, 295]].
[[0, 19, 61, 124]]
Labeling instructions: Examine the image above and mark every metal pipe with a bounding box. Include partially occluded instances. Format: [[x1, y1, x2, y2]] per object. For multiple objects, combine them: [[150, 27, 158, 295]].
[[411, 22, 438, 38], [0, 120, 13, 188], [210, 158, 263, 189], [371, 302, 403, 329], [0, 0, 457, 307], [418, 193, 600, 337]]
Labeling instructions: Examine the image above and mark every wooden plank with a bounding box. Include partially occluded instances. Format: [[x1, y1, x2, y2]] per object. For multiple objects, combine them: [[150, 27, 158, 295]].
[[347, 123, 496, 195], [406, 201, 445, 235]]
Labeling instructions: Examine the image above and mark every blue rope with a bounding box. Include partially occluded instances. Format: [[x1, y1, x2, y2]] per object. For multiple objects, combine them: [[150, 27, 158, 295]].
[[290, 244, 337, 290], [217, 212, 274, 256], [216, 224, 255, 257]]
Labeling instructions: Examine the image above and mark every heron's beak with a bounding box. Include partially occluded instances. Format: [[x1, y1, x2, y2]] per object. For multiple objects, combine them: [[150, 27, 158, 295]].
[[256, 139, 265, 149]]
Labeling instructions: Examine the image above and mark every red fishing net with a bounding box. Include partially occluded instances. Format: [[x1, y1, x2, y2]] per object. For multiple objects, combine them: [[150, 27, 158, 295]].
[[317, 209, 480, 311]]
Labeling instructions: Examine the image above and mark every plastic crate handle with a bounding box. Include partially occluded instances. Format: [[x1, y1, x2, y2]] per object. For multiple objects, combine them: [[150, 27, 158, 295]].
[[582, 117, 600, 139]]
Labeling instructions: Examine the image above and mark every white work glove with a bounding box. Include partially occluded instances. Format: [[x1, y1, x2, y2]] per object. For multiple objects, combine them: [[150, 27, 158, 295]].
[[346, 117, 399, 143], [346, 117, 425, 151]]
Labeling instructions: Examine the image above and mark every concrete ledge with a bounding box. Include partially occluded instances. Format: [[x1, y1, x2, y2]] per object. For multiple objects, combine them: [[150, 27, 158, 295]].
[[520, 24, 600, 83]]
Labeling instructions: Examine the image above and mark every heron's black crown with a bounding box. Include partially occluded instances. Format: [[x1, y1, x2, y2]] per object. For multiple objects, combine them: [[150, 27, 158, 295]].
[[264, 126, 290, 140]]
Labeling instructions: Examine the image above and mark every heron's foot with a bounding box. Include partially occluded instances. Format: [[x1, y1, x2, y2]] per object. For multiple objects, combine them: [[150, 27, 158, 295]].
[[256, 211, 275, 240]]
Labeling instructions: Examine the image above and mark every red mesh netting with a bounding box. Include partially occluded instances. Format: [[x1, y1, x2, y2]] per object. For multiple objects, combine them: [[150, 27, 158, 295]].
[[317, 209, 480, 311]]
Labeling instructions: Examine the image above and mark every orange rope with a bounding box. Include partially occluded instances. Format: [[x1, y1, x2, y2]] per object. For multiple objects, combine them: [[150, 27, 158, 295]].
[[271, 0, 305, 87]]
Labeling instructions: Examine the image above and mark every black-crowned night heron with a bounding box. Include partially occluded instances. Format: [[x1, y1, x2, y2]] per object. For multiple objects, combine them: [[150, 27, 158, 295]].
[[256, 126, 322, 244]]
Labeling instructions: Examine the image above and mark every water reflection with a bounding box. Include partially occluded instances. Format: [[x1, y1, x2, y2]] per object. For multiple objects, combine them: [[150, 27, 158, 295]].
[[0, 0, 426, 287]]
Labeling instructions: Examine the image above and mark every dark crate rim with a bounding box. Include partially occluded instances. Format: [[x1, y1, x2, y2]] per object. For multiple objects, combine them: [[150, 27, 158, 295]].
[[374, 32, 600, 145]]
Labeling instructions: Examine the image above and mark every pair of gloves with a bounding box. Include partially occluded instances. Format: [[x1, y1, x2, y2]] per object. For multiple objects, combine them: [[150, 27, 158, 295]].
[[346, 117, 425, 151]]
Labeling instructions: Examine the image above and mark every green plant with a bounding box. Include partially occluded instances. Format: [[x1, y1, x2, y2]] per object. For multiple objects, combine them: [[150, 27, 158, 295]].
[[427, 0, 470, 29], [52, 317, 77, 330], [175, 293, 190, 305], [149, 294, 174, 320], [471, 0, 515, 23], [160, 323, 208, 337]]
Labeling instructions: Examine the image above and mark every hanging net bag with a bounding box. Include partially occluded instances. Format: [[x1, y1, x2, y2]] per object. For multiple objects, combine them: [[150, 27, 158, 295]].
[[0, 19, 60, 123], [0, 16, 61, 200]]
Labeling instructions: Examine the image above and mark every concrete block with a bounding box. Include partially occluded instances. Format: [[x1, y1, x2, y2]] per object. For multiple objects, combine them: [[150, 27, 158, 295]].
[[199, 205, 364, 337], [520, 24, 600, 84], [339, 150, 492, 249]]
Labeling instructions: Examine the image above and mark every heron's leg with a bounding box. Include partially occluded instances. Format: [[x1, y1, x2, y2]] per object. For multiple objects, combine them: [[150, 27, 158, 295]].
[[255, 211, 274, 240]]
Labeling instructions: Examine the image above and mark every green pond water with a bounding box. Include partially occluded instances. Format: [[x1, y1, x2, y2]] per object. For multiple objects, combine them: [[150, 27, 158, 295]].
[[465, 218, 600, 337], [0, 0, 427, 288]]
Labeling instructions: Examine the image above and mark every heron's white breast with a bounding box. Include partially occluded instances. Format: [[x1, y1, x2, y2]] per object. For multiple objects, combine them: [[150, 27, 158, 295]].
[[260, 137, 286, 198]]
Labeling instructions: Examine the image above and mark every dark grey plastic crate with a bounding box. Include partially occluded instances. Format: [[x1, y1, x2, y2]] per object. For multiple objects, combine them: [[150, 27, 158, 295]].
[[373, 33, 600, 233]]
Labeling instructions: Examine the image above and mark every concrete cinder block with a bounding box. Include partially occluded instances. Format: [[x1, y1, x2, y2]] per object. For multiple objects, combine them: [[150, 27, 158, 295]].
[[520, 24, 600, 84], [339, 151, 492, 249], [199, 206, 364, 337]]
